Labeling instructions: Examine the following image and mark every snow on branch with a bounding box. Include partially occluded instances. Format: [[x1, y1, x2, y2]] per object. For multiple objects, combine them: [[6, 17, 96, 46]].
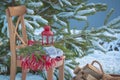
[[107, 16, 120, 28], [28, 2, 43, 7], [112, 23, 120, 29], [74, 15, 87, 21], [61, 0, 72, 6], [26, 15, 48, 25], [86, 3, 107, 12], [27, 8, 34, 14], [2, 17, 7, 34], [86, 3, 95, 7], [53, 15, 58, 21], [58, 0, 64, 7], [57, 19, 67, 27], [51, 3, 63, 10], [53, 15, 67, 26], [75, 4, 83, 12], [76, 8, 96, 16], [91, 40, 107, 52], [25, 20, 34, 30], [26, 20, 40, 27], [34, 16, 48, 25], [57, 12, 74, 18]]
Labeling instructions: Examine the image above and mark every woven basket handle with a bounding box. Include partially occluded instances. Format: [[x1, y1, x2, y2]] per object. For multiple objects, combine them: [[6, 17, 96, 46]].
[[91, 60, 104, 74]]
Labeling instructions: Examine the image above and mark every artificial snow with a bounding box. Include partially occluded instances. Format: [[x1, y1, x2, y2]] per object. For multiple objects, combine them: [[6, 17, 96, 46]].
[[51, 4, 62, 10], [53, 15, 58, 21], [74, 15, 87, 20], [61, 0, 72, 6], [34, 27, 44, 35], [76, 8, 96, 16], [107, 16, 120, 27], [75, 4, 83, 12], [57, 12, 74, 18], [0, 51, 120, 80], [86, 3, 95, 6], [76, 51, 120, 74], [27, 8, 34, 14], [28, 2, 43, 8], [58, 0, 64, 7], [113, 23, 120, 28], [91, 40, 107, 52], [44, 46, 64, 58], [26, 21, 40, 28], [25, 20, 34, 30], [57, 19, 67, 27], [25, 15, 48, 25]]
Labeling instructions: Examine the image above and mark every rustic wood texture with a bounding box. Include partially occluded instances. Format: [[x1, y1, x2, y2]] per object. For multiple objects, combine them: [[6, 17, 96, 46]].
[[47, 68, 54, 80], [6, 5, 65, 80], [83, 60, 104, 79], [58, 58, 65, 80], [8, 5, 26, 16], [6, 5, 28, 80], [103, 74, 120, 80]]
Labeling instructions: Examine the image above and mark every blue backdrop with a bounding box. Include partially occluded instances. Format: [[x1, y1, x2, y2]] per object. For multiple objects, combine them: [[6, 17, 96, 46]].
[[70, 0, 120, 29]]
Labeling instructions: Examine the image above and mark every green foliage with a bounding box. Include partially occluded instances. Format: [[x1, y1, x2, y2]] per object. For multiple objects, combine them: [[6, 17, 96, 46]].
[[0, 0, 120, 80], [18, 44, 45, 57], [104, 8, 114, 25], [0, 38, 9, 56]]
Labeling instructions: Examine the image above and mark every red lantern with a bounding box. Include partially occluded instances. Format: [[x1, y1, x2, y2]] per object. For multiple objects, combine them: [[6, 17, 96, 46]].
[[41, 25, 54, 45]]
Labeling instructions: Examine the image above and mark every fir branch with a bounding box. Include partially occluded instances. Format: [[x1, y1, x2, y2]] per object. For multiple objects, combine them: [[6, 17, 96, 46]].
[[18, 44, 46, 57], [36, 6, 50, 15], [104, 8, 114, 25]]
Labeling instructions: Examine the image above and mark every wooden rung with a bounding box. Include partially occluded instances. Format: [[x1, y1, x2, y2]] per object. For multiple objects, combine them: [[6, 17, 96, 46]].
[[16, 44, 27, 49]]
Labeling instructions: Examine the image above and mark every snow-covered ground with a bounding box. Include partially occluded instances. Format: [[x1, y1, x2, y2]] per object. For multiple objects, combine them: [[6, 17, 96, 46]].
[[0, 73, 44, 80], [0, 50, 120, 80], [76, 50, 120, 74], [1, 28, 120, 79]]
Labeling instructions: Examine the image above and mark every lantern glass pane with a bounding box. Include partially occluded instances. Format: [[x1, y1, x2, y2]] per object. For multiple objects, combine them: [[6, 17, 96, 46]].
[[48, 36, 53, 44], [43, 36, 47, 44]]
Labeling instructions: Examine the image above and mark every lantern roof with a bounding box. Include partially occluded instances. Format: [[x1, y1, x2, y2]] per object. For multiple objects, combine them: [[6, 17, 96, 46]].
[[41, 25, 53, 36]]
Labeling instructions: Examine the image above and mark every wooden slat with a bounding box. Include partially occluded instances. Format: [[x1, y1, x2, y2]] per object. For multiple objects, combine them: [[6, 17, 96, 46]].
[[16, 44, 27, 49], [21, 15, 28, 44], [6, 5, 27, 80], [55, 56, 65, 67], [58, 58, 65, 80], [47, 68, 54, 80], [6, 9, 17, 80], [17, 60, 21, 67], [8, 5, 26, 16]]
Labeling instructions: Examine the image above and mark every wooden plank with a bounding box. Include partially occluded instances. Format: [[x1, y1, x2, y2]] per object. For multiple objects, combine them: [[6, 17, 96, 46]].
[[21, 15, 28, 44], [22, 68, 27, 80], [58, 59, 65, 80], [6, 9, 17, 80], [8, 5, 26, 16], [55, 56, 65, 67], [47, 68, 53, 80], [6, 6, 27, 80], [17, 60, 21, 67]]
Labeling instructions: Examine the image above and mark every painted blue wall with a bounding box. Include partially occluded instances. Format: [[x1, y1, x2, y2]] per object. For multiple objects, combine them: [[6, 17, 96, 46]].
[[70, 0, 120, 29]]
